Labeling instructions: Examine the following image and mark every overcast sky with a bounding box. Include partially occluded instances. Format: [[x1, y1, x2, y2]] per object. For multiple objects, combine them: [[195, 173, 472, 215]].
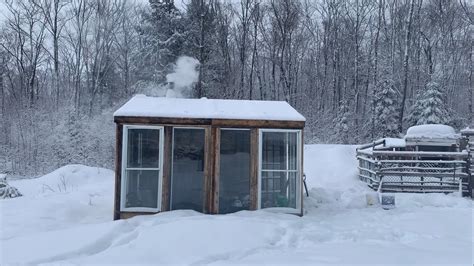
[[0, 1, 6, 23]]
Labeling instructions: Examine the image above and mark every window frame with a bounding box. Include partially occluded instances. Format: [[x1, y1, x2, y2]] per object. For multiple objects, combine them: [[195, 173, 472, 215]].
[[258, 129, 302, 214], [121, 125, 164, 213]]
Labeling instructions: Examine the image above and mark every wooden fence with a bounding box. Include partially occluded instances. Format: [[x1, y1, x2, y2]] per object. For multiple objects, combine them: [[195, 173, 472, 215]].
[[357, 144, 471, 196], [462, 130, 474, 197]]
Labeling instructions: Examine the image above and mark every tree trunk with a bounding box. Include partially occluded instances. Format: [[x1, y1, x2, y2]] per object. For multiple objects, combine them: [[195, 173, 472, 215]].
[[470, 45, 473, 124], [399, 0, 416, 132]]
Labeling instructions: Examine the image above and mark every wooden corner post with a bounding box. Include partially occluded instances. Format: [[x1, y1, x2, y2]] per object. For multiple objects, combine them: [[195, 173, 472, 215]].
[[113, 124, 123, 220], [300, 130, 304, 217]]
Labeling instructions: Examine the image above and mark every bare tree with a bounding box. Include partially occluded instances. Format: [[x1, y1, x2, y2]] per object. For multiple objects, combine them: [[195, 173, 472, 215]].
[[33, 0, 69, 109], [399, 0, 416, 132]]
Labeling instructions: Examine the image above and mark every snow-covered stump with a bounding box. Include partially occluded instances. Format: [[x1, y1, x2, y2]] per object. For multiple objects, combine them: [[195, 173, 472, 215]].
[[0, 178, 23, 199]]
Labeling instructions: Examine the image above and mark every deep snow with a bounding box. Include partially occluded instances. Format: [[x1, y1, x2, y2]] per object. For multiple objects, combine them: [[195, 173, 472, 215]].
[[0, 145, 472, 265]]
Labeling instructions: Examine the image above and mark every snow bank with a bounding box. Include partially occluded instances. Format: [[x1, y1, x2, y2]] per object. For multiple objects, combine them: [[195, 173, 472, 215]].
[[304, 144, 359, 190], [304, 144, 371, 209], [113, 95, 306, 121], [405, 124, 459, 140], [1, 165, 114, 240], [10, 164, 112, 196]]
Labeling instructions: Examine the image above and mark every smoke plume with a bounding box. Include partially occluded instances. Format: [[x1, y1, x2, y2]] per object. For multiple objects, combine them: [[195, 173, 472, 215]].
[[165, 56, 200, 98]]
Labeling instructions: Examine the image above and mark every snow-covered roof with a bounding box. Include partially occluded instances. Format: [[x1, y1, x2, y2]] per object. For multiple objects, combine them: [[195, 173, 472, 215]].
[[404, 124, 459, 140], [114, 95, 306, 121]]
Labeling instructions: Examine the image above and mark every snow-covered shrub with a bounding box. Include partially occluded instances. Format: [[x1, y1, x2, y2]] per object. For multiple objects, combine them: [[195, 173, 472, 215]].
[[0, 178, 22, 199]]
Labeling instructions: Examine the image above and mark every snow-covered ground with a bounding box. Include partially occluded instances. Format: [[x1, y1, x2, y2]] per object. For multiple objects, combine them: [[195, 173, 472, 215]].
[[0, 145, 472, 265]]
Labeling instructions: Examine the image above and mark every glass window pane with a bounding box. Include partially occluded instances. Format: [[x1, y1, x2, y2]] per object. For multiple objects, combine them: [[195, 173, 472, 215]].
[[219, 130, 251, 214], [171, 128, 205, 212], [127, 129, 160, 168], [261, 171, 297, 209], [287, 172, 297, 208], [288, 132, 298, 171], [125, 170, 159, 208], [261, 171, 285, 208], [262, 132, 286, 170]]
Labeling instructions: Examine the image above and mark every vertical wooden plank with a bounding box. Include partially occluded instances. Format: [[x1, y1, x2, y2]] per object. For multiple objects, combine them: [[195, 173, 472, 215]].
[[212, 127, 220, 214], [161, 126, 172, 211], [113, 124, 123, 220], [300, 130, 304, 217], [250, 128, 259, 210], [203, 126, 212, 214]]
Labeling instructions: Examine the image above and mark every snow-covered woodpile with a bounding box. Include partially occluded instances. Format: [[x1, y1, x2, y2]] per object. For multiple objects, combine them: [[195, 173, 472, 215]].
[[0, 177, 23, 199], [357, 124, 471, 197]]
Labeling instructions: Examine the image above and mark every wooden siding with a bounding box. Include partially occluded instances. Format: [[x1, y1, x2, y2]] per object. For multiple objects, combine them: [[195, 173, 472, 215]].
[[120, 212, 156, 220], [203, 127, 212, 214], [114, 116, 305, 129], [211, 119, 304, 129], [161, 126, 172, 211], [211, 127, 220, 213], [249, 128, 259, 210]]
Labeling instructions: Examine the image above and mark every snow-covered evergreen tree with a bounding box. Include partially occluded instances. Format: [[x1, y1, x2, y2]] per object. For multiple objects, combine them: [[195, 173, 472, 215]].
[[407, 77, 452, 126], [137, 0, 186, 83], [183, 0, 219, 98], [372, 78, 400, 138], [333, 101, 350, 144]]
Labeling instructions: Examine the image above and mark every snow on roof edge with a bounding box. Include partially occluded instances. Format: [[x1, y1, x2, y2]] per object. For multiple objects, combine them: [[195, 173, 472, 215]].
[[114, 95, 306, 122]]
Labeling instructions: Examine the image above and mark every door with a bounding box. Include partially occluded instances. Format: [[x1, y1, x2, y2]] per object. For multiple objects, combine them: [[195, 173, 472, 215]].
[[171, 128, 206, 212]]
